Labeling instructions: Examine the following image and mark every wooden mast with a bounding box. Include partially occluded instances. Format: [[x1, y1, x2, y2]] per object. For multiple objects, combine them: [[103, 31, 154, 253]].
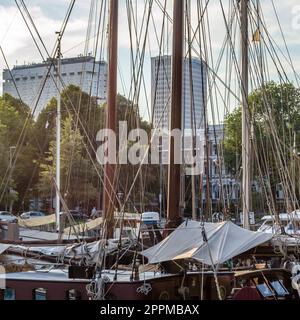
[[241, 0, 251, 229], [103, 0, 118, 239], [166, 0, 184, 233]]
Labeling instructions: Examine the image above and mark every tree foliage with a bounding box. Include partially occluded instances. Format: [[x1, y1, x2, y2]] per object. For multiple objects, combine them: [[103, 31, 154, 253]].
[[0, 94, 37, 211], [224, 81, 300, 210], [0, 85, 159, 213]]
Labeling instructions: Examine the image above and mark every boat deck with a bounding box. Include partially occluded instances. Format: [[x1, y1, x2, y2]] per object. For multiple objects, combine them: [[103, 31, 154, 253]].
[[0, 268, 224, 283]]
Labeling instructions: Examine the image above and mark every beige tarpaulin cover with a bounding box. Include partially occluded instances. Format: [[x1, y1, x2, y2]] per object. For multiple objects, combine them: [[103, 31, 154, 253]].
[[63, 217, 103, 235], [142, 220, 273, 266], [18, 214, 56, 228], [17, 212, 138, 229]]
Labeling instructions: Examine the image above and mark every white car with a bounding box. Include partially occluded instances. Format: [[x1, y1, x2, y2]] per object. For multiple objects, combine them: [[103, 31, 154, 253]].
[[0, 211, 18, 223], [258, 212, 300, 235], [20, 211, 46, 220]]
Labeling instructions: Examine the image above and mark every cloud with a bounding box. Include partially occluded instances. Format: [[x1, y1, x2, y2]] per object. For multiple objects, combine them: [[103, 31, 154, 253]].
[[0, 0, 299, 120], [0, 2, 90, 66]]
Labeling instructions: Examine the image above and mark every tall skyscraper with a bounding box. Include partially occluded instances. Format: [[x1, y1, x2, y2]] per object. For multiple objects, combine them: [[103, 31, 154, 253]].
[[151, 55, 207, 131], [3, 55, 107, 115]]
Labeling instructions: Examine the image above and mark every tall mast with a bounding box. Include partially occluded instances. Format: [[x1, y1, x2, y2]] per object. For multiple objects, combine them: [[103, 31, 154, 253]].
[[166, 0, 184, 233], [241, 0, 250, 229], [186, 0, 197, 220], [103, 0, 118, 239], [55, 32, 62, 233]]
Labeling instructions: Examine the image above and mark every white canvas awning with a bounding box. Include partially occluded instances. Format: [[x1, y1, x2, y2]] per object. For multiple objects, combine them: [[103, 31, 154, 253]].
[[142, 221, 273, 266], [0, 244, 10, 255]]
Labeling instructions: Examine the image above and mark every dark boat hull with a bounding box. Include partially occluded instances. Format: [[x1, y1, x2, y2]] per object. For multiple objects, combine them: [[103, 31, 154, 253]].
[[1, 271, 234, 300]]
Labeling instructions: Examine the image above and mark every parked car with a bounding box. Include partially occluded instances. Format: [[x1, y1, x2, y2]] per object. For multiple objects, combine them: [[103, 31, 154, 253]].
[[61, 210, 89, 221], [20, 211, 46, 220], [257, 212, 300, 235], [0, 211, 18, 223]]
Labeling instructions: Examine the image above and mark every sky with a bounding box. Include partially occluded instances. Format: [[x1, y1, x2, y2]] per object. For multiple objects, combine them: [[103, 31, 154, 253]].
[[0, 0, 300, 122]]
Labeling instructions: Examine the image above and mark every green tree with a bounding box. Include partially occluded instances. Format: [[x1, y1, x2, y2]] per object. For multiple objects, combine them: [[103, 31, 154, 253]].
[[1, 85, 159, 214], [38, 114, 98, 210], [0, 94, 37, 212], [224, 81, 300, 211], [224, 82, 300, 169], [223, 107, 242, 174]]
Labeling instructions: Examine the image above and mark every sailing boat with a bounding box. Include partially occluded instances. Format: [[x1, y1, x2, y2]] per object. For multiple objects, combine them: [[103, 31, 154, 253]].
[[0, 0, 234, 301], [79, 0, 290, 301], [1, 0, 300, 301]]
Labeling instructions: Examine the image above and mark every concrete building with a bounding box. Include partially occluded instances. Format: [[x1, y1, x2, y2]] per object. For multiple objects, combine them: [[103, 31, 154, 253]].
[[151, 55, 207, 130], [3, 55, 107, 115]]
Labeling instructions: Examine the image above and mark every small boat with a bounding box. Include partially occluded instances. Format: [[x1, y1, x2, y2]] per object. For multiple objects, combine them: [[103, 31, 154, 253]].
[[232, 268, 299, 300], [258, 212, 300, 235]]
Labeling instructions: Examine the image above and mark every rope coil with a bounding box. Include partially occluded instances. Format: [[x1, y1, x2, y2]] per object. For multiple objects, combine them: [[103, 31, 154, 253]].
[[86, 276, 110, 300], [136, 283, 152, 296]]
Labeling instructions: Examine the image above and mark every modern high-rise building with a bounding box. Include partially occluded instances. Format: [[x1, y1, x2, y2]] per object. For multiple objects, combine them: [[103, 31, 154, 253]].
[[151, 55, 207, 131], [2, 55, 107, 115]]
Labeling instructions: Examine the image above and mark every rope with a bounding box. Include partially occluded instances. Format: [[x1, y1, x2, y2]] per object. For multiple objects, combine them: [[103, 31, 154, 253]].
[[200, 223, 223, 300], [86, 276, 110, 300], [136, 283, 152, 296]]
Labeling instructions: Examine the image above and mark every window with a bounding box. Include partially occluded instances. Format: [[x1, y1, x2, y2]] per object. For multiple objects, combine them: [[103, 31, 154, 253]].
[[33, 288, 47, 300], [66, 289, 82, 300], [256, 283, 274, 298], [213, 144, 218, 155], [251, 184, 257, 192], [69, 72, 75, 76], [270, 280, 289, 297], [4, 288, 16, 300]]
